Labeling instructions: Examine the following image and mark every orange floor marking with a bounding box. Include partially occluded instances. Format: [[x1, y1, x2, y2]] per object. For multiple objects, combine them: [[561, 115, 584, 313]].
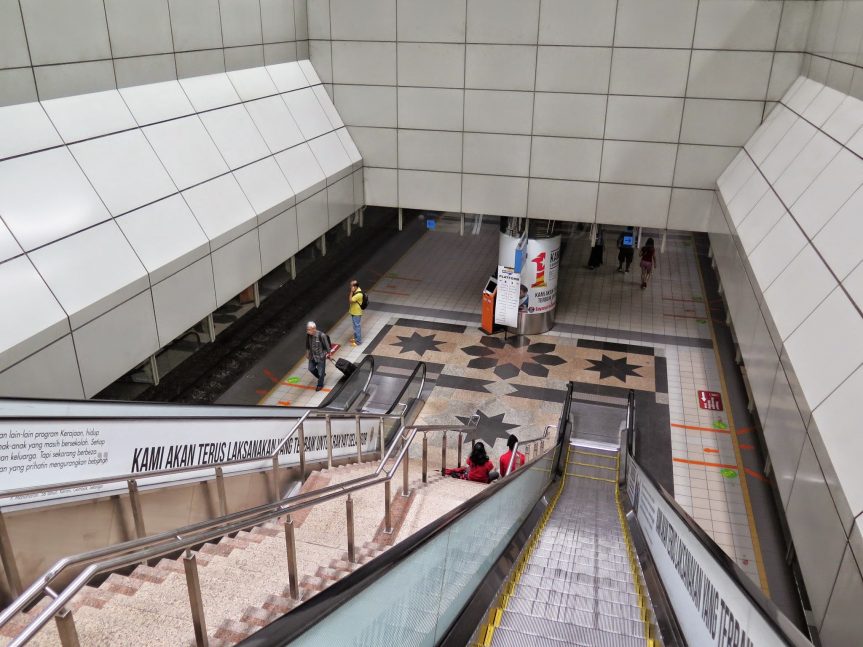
[[673, 457, 738, 470], [703, 448, 719, 454], [671, 423, 731, 434], [263, 368, 280, 384], [736, 427, 753, 436], [255, 389, 269, 396], [739, 443, 755, 450], [745, 467, 769, 482], [279, 382, 331, 392], [277, 400, 292, 406]]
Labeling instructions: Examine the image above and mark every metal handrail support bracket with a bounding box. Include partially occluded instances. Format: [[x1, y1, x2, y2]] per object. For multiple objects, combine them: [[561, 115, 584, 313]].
[[422, 433, 428, 484], [457, 432, 463, 467], [270, 456, 281, 502], [346, 496, 356, 564], [326, 415, 334, 469], [298, 423, 306, 484], [214, 467, 228, 517], [0, 509, 22, 597], [355, 415, 363, 462], [402, 447, 410, 497], [127, 479, 147, 539], [383, 481, 393, 534], [183, 550, 208, 647], [619, 420, 629, 486], [504, 442, 520, 477], [284, 515, 299, 600], [441, 432, 447, 474], [44, 588, 79, 647]]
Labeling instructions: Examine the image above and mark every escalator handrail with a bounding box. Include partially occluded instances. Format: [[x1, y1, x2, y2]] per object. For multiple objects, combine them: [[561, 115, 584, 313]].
[[623, 392, 811, 647], [384, 361, 427, 415], [318, 355, 375, 409], [237, 383, 575, 646]]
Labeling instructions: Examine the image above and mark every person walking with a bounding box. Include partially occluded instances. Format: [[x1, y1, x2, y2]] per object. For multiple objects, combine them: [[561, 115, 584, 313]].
[[499, 434, 526, 476], [349, 280, 364, 346], [640, 238, 658, 290], [617, 227, 636, 273], [587, 228, 604, 270], [305, 321, 331, 391]]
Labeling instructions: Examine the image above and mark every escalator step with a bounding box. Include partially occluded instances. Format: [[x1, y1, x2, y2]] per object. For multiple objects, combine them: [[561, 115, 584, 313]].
[[505, 596, 644, 623], [511, 583, 642, 609], [497, 610, 646, 644]]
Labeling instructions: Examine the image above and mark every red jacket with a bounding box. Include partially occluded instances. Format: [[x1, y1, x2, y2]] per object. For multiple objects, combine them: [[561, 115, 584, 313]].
[[500, 450, 526, 476], [466, 458, 495, 483]]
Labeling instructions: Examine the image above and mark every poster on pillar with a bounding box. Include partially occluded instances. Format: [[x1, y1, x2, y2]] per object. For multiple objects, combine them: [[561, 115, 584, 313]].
[[521, 237, 561, 315], [495, 266, 520, 328]]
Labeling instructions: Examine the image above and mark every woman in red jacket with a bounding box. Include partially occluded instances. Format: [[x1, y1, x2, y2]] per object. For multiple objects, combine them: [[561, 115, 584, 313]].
[[465, 441, 498, 483]]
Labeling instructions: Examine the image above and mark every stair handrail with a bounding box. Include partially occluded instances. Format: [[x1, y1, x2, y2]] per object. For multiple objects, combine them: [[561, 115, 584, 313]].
[[2, 417, 480, 646], [0, 410, 402, 501], [0, 410, 404, 624]]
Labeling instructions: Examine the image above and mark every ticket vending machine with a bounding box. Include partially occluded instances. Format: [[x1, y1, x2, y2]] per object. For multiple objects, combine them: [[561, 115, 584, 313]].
[[480, 275, 497, 334]]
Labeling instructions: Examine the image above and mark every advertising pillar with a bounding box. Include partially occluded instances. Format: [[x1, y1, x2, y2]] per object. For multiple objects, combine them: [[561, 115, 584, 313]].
[[499, 231, 561, 334]]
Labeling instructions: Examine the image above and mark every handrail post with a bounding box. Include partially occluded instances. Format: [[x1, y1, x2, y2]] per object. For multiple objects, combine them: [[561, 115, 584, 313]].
[[54, 606, 80, 647], [326, 415, 333, 469], [457, 432, 463, 467], [402, 448, 410, 497], [284, 515, 299, 600], [378, 418, 385, 460], [271, 455, 281, 502], [422, 433, 428, 483], [298, 422, 306, 484], [183, 549, 208, 647], [0, 510, 22, 597], [346, 496, 356, 563], [45, 588, 79, 647], [214, 467, 228, 517], [383, 480, 392, 534], [127, 479, 147, 539], [441, 432, 447, 474], [355, 415, 363, 462]]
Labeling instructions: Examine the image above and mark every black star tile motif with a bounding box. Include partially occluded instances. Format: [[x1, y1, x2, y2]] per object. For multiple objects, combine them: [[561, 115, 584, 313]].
[[456, 411, 520, 447], [391, 332, 445, 356], [585, 354, 642, 383], [459, 335, 567, 380]]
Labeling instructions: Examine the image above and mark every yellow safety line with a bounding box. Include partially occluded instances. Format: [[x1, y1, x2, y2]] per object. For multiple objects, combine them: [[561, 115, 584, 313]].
[[608, 453, 657, 646], [473, 448, 571, 647], [692, 234, 770, 596], [568, 461, 617, 471], [571, 449, 618, 460], [565, 472, 617, 483]]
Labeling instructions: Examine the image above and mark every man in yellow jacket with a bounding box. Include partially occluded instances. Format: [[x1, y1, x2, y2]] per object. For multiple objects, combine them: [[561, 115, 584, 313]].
[[349, 280, 364, 346]]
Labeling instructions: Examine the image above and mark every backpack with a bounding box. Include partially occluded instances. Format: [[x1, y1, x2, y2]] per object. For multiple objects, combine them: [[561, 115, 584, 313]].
[[321, 331, 332, 349], [359, 290, 369, 310]]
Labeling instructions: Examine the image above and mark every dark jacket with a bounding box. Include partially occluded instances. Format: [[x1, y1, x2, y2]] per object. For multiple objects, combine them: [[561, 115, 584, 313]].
[[306, 331, 331, 361]]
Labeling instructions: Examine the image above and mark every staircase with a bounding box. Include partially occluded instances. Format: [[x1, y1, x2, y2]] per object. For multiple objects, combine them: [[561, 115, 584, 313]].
[[488, 442, 655, 647], [1, 459, 486, 647]]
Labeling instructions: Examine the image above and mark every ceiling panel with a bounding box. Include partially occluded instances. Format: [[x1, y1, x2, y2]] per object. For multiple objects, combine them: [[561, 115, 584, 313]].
[[182, 174, 257, 249], [275, 143, 327, 201], [0, 256, 69, 371], [28, 221, 149, 329], [0, 147, 111, 251], [116, 194, 210, 284], [308, 131, 352, 181], [245, 96, 305, 153], [282, 88, 333, 140], [312, 85, 344, 129], [179, 73, 242, 112], [0, 220, 23, 264], [233, 157, 296, 223], [70, 129, 177, 216], [0, 102, 62, 161], [298, 60, 323, 86], [143, 116, 229, 190], [199, 105, 270, 169], [266, 62, 310, 93], [227, 67, 278, 101], [120, 80, 195, 126], [41, 90, 137, 143]]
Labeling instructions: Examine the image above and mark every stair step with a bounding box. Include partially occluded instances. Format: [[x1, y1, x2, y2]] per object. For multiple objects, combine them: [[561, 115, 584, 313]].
[[213, 619, 257, 643], [239, 606, 280, 628], [102, 573, 144, 596]]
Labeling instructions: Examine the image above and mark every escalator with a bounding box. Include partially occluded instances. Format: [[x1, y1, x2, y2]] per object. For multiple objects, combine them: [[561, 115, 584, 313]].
[[238, 384, 813, 647], [318, 355, 427, 416]]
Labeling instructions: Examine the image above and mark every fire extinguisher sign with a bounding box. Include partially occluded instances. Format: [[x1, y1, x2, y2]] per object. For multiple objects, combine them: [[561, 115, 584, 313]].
[[697, 390, 723, 411]]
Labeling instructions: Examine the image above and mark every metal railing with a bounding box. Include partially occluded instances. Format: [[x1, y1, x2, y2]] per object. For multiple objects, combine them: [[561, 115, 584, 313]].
[[503, 425, 555, 477], [384, 361, 426, 416], [0, 416, 480, 647], [0, 409, 404, 601]]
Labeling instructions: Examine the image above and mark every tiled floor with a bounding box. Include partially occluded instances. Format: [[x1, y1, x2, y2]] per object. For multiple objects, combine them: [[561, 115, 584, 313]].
[[261, 219, 762, 587]]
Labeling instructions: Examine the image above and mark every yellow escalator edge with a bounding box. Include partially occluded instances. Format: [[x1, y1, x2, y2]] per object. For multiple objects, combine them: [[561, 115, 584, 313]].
[[614, 483, 659, 646], [472, 447, 571, 647]]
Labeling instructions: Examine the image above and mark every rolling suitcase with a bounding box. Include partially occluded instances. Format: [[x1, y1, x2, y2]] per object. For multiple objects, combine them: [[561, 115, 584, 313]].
[[334, 357, 356, 377]]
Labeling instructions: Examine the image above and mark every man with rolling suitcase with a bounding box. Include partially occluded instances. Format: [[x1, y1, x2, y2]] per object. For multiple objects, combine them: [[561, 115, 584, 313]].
[[305, 321, 331, 391]]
